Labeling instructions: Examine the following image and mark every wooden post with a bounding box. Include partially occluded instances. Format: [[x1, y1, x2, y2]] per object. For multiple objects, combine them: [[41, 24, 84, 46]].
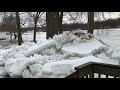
[[76, 70, 80, 78]]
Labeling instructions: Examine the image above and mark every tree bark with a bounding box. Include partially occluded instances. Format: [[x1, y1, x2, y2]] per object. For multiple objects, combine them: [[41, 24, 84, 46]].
[[46, 12, 50, 39], [54, 12, 59, 35], [59, 12, 63, 34], [46, 12, 63, 39], [46, 12, 54, 39], [16, 12, 22, 46], [87, 12, 94, 34]]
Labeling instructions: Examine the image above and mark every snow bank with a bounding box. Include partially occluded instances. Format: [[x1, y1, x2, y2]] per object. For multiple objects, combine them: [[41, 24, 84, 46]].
[[0, 67, 8, 77], [22, 64, 43, 78], [104, 47, 114, 57], [42, 55, 118, 78], [62, 39, 106, 57], [96, 53, 119, 65], [24, 40, 56, 57], [41, 47, 58, 55], [110, 47, 120, 60], [0, 29, 118, 78], [3, 52, 79, 78], [0, 42, 34, 67], [5, 57, 40, 78], [53, 30, 94, 49], [24, 30, 96, 57], [24, 30, 100, 58], [41, 56, 96, 78], [22, 69, 33, 78], [0, 56, 5, 66]]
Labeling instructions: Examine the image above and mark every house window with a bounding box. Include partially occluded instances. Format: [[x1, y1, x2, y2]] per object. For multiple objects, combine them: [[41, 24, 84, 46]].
[[6, 33, 9, 35]]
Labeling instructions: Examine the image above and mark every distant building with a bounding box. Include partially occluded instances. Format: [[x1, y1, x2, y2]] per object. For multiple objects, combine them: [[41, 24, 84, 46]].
[[0, 32, 10, 40]]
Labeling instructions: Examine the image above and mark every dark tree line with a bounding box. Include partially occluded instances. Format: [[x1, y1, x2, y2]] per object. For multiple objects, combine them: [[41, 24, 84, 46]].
[[62, 17, 120, 31], [94, 18, 120, 29]]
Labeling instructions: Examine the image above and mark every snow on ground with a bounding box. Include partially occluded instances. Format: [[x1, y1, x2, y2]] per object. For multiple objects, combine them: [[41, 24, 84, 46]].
[[110, 47, 120, 60], [62, 39, 106, 57], [24, 30, 97, 57], [94, 28, 120, 48], [0, 31, 46, 49], [42, 55, 119, 78], [0, 29, 120, 78], [22, 31, 46, 43], [94, 28, 120, 64]]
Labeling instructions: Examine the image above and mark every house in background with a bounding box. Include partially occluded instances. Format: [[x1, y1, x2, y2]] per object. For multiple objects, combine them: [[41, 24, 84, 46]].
[[0, 32, 11, 40]]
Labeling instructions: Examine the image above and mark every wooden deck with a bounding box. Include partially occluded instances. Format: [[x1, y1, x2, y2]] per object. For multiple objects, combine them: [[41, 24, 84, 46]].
[[65, 62, 120, 78]]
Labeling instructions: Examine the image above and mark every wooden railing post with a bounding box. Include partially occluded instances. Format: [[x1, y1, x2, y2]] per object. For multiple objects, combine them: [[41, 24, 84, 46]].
[[98, 73, 101, 78], [76, 70, 80, 78], [106, 75, 108, 78], [90, 73, 94, 78]]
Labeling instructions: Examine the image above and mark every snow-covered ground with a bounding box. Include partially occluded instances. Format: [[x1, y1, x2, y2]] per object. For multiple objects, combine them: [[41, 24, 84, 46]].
[[94, 28, 120, 48], [0, 28, 120, 78], [22, 31, 46, 42], [0, 31, 46, 49]]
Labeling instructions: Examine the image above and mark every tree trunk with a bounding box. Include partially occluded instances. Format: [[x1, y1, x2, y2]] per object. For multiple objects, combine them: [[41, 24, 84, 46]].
[[33, 20, 37, 43], [54, 12, 59, 35], [10, 32, 13, 44], [16, 12, 22, 46], [51, 12, 56, 37], [46, 12, 54, 39], [46, 12, 63, 39], [87, 12, 94, 34], [59, 12, 63, 34], [33, 12, 40, 43], [46, 12, 50, 39]]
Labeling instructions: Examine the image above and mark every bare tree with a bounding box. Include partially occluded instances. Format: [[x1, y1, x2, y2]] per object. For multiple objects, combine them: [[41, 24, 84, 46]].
[[67, 12, 87, 24], [0, 12, 17, 43], [27, 12, 44, 43], [33, 12, 41, 43]]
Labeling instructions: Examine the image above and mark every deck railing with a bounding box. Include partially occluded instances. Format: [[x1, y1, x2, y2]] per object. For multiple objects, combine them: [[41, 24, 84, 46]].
[[65, 62, 120, 78]]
